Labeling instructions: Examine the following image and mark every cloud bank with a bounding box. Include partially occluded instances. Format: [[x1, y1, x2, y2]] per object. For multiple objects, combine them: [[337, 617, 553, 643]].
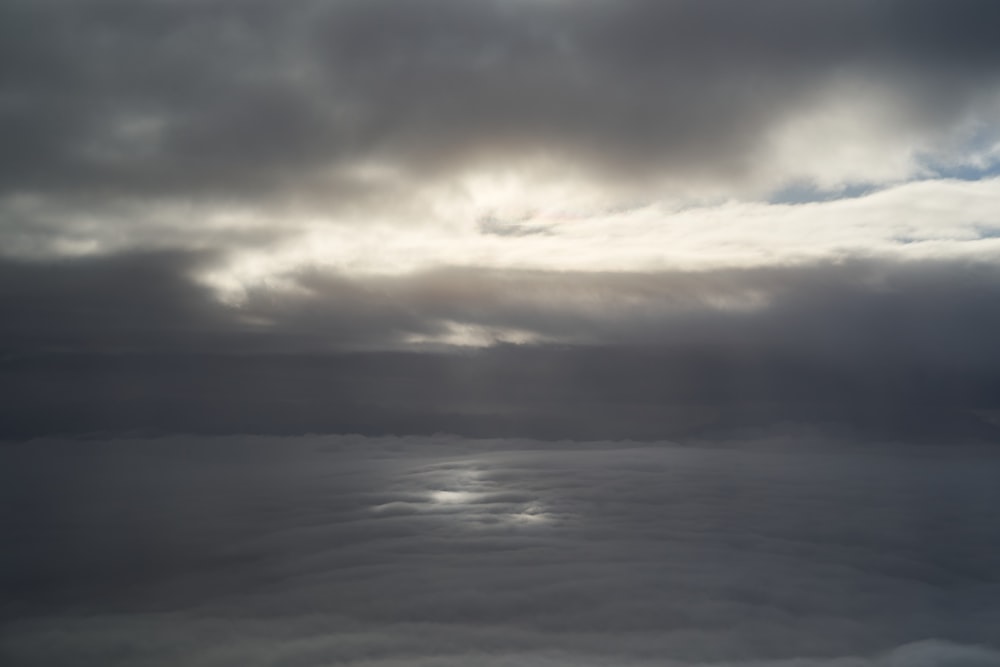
[[3, 250, 1000, 441], [3, 436, 1000, 666]]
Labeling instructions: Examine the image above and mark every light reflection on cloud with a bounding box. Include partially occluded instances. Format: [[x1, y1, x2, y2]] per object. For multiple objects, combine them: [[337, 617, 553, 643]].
[[370, 459, 555, 528], [5, 435, 1000, 666]]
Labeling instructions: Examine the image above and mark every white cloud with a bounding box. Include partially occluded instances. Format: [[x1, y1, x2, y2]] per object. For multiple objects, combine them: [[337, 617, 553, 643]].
[[186, 176, 1000, 302], [6, 174, 998, 305]]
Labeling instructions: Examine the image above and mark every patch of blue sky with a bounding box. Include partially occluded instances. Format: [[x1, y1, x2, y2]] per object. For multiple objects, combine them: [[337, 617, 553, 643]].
[[766, 180, 878, 205], [973, 223, 1000, 240], [767, 152, 1000, 206], [921, 158, 1000, 182]]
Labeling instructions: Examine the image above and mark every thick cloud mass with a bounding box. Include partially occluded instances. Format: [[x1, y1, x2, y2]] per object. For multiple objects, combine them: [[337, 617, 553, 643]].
[[3, 0, 1000, 267], [1, 0, 998, 222], [2, 0, 1000, 201], [3, 251, 1000, 441], [3, 436, 1000, 666], [3, 1, 1000, 370]]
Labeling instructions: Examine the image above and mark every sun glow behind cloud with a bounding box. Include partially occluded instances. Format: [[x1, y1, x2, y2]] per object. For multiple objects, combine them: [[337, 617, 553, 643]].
[[188, 175, 1000, 306]]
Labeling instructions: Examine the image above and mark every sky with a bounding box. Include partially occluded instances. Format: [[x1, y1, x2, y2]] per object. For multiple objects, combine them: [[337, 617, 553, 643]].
[[3, 1, 1000, 665], [2, 0, 1000, 441]]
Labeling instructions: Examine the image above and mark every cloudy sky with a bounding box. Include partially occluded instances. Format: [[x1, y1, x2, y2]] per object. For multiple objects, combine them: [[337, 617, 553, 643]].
[[3, 1, 1000, 665], [3, 0, 1000, 440]]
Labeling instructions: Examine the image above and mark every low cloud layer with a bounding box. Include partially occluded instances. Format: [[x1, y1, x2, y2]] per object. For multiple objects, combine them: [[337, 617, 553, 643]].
[[3, 249, 1000, 441], [4, 436, 1000, 666]]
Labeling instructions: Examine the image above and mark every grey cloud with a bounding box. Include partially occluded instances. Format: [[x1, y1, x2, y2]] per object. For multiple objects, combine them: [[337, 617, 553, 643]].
[[2, 0, 1000, 205], [2, 252, 1000, 441], [240, 259, 1000, 373], [3, 436, 1000, 665], [0, 250, 232, 353]]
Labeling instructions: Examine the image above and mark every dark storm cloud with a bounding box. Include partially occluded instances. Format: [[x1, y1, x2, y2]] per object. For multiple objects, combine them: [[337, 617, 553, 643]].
[[0, 251, 225, 350], [3, 251, 1000, 441], [12, 250, 1000, 363], [239, 259, 1000, 368], [3, 436, 1000, 665], [2, 0, 1000, 201]]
